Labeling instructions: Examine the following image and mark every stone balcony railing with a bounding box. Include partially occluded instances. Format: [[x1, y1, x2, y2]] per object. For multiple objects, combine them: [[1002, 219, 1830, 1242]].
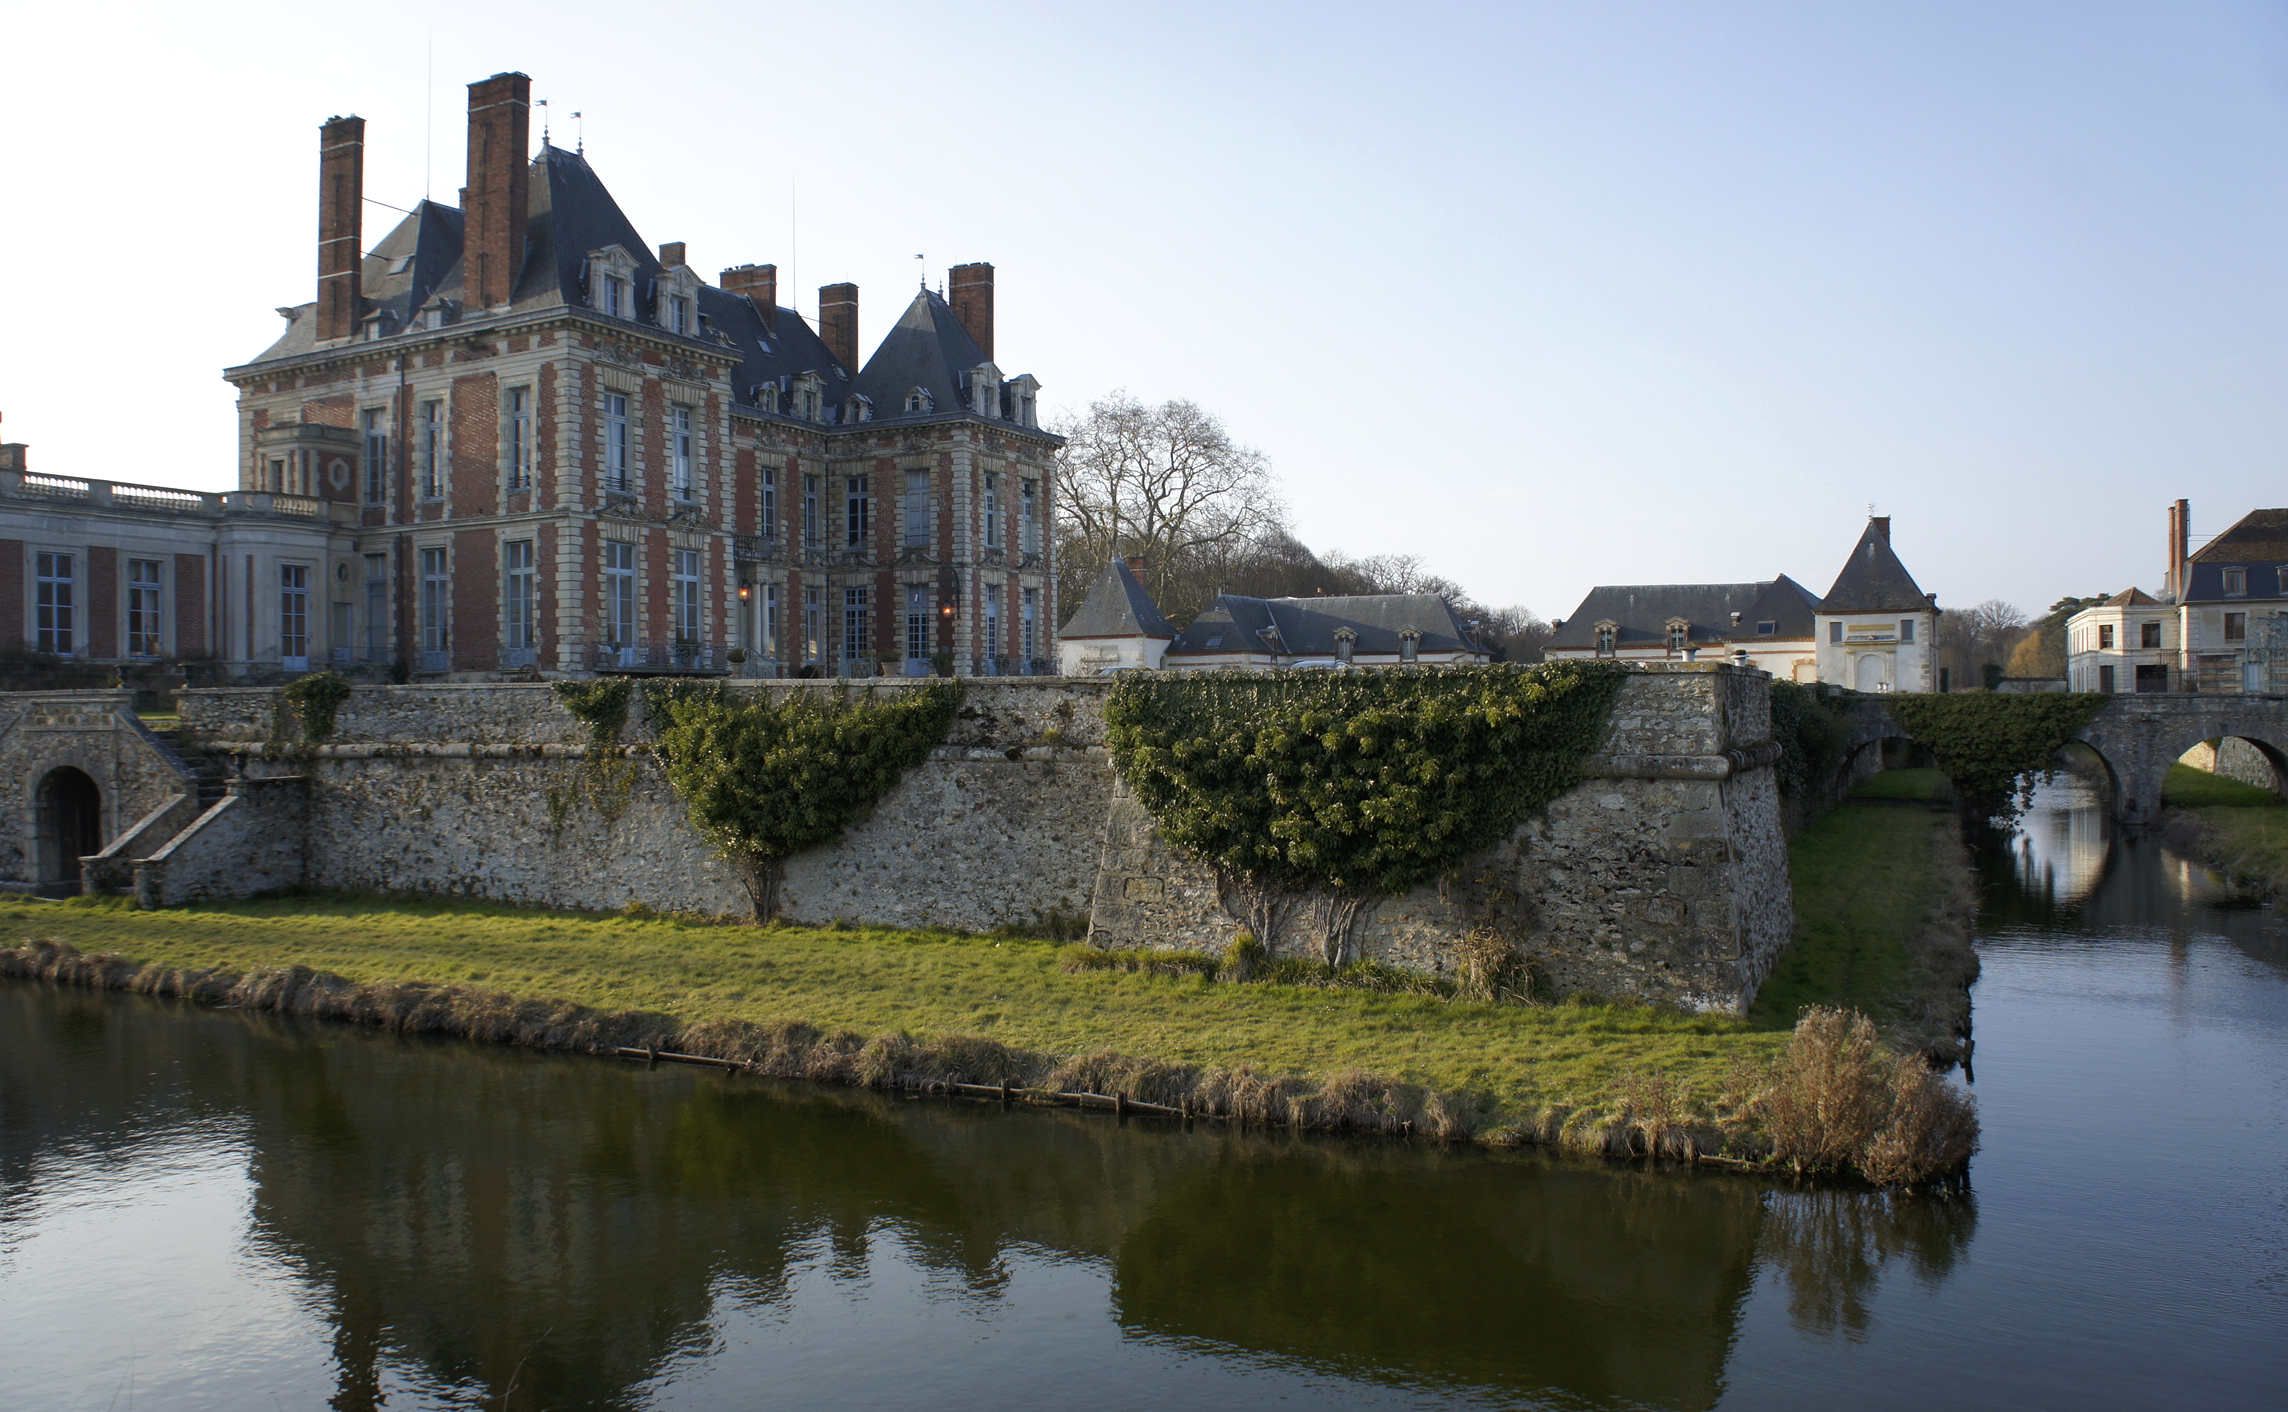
[[0, 470, 353, 525]]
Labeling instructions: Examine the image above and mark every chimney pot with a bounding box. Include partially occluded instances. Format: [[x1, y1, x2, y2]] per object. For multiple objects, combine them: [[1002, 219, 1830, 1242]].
[[948, 261, 995, 361], [819, 282, 859, 371], [1124, 555, 1146, 576], [316, 114, 366, 342]]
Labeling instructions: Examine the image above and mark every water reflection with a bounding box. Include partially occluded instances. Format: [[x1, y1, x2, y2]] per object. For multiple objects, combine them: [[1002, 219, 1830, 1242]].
[[0, 987, 1980, 1411]]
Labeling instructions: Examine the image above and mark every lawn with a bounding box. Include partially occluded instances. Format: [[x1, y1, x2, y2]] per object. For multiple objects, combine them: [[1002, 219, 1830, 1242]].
[[0, 892, 1779, 1130], [2164, 762, 2288, 895], [1750, 797, 1974, 1060], [1849, 767, 1951, 803]]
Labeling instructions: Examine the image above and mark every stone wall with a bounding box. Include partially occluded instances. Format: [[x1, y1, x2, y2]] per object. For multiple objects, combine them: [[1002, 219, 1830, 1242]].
[[1087, 670, 1794, 1012], [2181, 737, 2283, 794], [137, 778, 309, 907], [0, 691, 196, 887], [181, 679, 1114, 932], [136, 668, 1795, 1011]]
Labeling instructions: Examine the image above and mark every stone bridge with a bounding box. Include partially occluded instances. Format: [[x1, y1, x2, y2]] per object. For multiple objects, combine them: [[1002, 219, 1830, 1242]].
[[1839, 692, 2288, 826]]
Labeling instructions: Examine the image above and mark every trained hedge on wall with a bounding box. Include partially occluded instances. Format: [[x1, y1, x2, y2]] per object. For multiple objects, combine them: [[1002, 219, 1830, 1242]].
[[650, 681, 963, 921], [1886, 692, 2108, 824], [1769, 680, 1852, 805], [1104, 663, 1629, 964]]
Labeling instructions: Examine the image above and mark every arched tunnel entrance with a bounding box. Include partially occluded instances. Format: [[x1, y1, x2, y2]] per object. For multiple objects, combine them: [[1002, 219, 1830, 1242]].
[[34, 767, 101, 896]]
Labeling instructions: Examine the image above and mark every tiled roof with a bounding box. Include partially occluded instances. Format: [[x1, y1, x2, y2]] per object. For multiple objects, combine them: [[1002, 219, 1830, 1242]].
[[1820, 518, 1933, 614], [1061, 559, 1175, 640], [1547, 577, 1818, 650], [1168, 593, 1481, 658]]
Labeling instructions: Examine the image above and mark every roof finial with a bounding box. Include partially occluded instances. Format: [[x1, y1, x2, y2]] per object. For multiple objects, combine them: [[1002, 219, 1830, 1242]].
[[571, 110, 584, 155], [536, 97, 549, 147], [916, 252, 926, 289]]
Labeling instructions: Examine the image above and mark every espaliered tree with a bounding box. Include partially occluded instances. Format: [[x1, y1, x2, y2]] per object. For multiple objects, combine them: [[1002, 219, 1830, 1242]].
[[650, 681, 963, 920], [1104, 662, 1630, 965], [1886, 693, 2109, 824]]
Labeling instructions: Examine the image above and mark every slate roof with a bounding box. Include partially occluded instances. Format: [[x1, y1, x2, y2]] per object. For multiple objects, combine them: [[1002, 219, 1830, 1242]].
[[1061, 559, 1176, 640], [1820, 517, 1934, 614], [1547, 576, 1820, 651], [2101, 587, 2161, 608], [1167, 593, 1482, 659], [2182, 508, 2288, 602], [849, 288, 991, 424]]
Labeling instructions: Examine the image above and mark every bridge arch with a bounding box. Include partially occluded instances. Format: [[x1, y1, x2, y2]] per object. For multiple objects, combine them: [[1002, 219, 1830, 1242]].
[[2073, 697, 2288, 826]]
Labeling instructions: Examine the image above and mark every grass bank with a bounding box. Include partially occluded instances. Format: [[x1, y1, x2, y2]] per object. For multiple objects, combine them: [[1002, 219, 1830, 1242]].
[[2162, 763, 2288, 898], [0, 889, 1972, 1185], [1753, 781, 1978, 1065]]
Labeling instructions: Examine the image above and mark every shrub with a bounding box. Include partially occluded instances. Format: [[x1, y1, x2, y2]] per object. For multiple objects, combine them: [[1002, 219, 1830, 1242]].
[[1222, 929, 1266, 981], [1757, 1007, 1978, 1185], [1887, 693, 2108, 824], [278, 670, 353, 744]]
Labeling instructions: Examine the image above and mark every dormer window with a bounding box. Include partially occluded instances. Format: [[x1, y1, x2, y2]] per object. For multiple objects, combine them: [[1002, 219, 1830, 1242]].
[[848, 394, 874, 424], [1757, 620, 1776, 636], [666, 294, 691, 335], [905, 387, 934, 416], [792, 373, 825, 424], [600, 273, 628, 318], [2223, 566, 2247, 597], [1666, 619, 1689, 656], [1399, 628, 1420, 664], [1008, 374, 1041, 429], [754, 382, 780, 415], [1595, 622, 1617, 657], [970, 364, 1000, 418], [1333, 627, 1357, 664]]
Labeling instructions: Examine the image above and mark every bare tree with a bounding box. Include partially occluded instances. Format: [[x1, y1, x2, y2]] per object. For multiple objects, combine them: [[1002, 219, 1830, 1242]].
[[1937, 598, 2028, 690], [1051, 393, 1284, 619]]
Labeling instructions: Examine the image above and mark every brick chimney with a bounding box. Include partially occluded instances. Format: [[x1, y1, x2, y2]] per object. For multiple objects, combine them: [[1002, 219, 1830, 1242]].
[[316, 115, 365, 342], [948, 261, 994, 361], [658, 241, 686, 268], [1123, 555, 1146, 577], [721, 264, 777, 331], [819, 282, 859, 371], [2168, 497, 2191, 599], [463, 72, 531, 311], [0, 443, 25, 473], [1870, 514, 1891, 544]]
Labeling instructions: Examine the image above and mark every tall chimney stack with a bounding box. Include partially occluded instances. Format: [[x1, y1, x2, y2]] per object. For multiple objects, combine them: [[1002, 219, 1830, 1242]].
[[720, 264, 777, 332], [819, 282, 859, 371], [463, 72, 532, 311], [2169, 497, 2191, 599], [948, 261, 994, 361], [316, 115, 365, 342]]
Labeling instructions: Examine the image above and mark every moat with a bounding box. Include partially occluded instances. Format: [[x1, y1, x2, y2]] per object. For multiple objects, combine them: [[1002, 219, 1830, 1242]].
[[2, 776, 2283, 1410]]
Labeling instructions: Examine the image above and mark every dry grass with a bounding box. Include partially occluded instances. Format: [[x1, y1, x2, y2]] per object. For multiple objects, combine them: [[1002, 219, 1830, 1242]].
[[1749, 1007, 1977, 1186]]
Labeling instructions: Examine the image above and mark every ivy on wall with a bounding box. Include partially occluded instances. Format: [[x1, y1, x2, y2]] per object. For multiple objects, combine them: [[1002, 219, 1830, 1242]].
[[1104, 663, 1629, 964], [650, 681, 963, 920], [1886, 692, 2109, 823], [1770, 681, 1852, 803], [549, 678, 639, 826], [276, 670, 353, 746]]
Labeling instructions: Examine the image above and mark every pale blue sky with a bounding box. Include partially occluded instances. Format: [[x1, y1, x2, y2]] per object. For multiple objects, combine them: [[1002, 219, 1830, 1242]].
[[2, 1, 2281, 619]]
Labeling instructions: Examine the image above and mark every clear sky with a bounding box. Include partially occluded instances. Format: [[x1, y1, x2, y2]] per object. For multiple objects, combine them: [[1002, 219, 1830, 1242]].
[[2, 1, 2282, 621]]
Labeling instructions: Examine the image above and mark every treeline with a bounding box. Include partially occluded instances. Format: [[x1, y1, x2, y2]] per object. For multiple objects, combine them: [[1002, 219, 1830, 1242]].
[[1050, 393, 1551, 662]]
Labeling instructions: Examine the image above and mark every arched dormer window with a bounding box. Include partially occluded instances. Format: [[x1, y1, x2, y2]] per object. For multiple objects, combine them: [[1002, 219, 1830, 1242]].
[[792, 372, 826, 424], [586, 246, 640, 320], [904, 387, 934, 416], [1666, 618, 1690, 656], [1399, 627, 1421, 664], [754, 382, 780, 415], [1334, 626, 1356, 664], [1008, 374, 1040, 428], [970, 363, 1001, 417], [657, 264, 701, 337], [848, 394, 873, 424], [1595, 621, 1618, 657]]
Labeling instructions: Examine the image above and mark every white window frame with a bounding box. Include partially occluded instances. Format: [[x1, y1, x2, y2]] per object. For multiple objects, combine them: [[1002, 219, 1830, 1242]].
[[670, 405, 694, 501], [902, 469, 930, 549], [842, 586, 871, 669], [280, 562, 312, 669], [803, 474, 821, 547], [126, 557, 165, 658], [418, 546, 450, 657], [603, 540, 638, 652], [803, 586, 822, 664], [1019, 479, 1039, 556], [604, 393, 631, 493], [34, 550, 74, 656], [506, 386, 533, 492], [417, 398, 444, 500], [503, 539, 536, 655], [763, 582, 781, 661], [982, 472, 1002, 550], [673, 547, 702, 644], [361, 407, 389, 505], [846, 474, 871, 547], [1021, 587, 1039, 666], [761, 466, 778, 537], [904, 584, 930, 667]]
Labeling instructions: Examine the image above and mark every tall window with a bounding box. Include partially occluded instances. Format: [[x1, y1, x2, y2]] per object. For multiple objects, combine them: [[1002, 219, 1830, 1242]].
[[503, 539, 535, 655], [600, 272, 628, 317], [763, 583, 781, 661], [2098, 623, 2115, 650], [418, 399, 443, 499], [666, 294, 690, 335], [1666, 623, 1687, 655], [2141, 621, 2162, 649], [1019, 478, 1038, 555], [983, 583, 1002, 666], [670, 405, 694, 500], [34, 551, 73, 655], [604, 393, 630, 492], [842, 587, 871, 669], [364, 554, 388, 662], [982, 472, 1001, 550], [846, 474, 871, 546], [673, 548, 701, 644], [604, 541, 637, 650], [507, 387, 532, 491], [761, 467, 778, 538], [418, 547, 449, 656], [1595, 625, 1616, 656], [2224, 611, 2248, 643], [902, 469, 930, 548], [802, 474, 821, 547], [361, 407, 389, 504], [280, 563, 310, 666], [1900, 618, 1917, 644], [1020, 587, 1038, 666], [803, 586, 822, 664], [905, 585, 930, 665], [127, 558, 163, 657]]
